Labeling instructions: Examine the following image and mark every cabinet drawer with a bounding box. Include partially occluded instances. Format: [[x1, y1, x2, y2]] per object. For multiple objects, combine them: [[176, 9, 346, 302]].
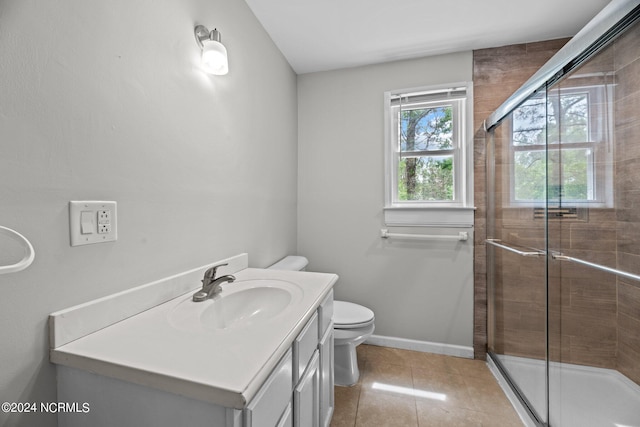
[[293, 312, 318, 383], [317, 291, 334, 337], [244, 349, 293, 427], [294, 350, 320, 427]]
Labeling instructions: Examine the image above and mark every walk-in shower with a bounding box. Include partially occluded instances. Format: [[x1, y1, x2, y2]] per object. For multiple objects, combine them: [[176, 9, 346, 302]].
[[485, 2, 640, 426]]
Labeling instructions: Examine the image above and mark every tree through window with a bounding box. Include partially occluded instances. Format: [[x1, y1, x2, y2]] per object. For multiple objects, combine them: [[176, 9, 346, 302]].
[[511, 87, 603, 203], [399, 105, 454, 201]]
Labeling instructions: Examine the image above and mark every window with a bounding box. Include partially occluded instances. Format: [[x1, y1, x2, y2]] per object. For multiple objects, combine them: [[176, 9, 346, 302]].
[[384, 83, 472, 209], [510, 83, 612, 206], [397, 100, 456, 202]]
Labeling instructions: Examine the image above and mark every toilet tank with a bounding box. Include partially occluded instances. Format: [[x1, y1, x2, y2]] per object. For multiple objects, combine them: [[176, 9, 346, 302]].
[[268, 256, 309, 271]]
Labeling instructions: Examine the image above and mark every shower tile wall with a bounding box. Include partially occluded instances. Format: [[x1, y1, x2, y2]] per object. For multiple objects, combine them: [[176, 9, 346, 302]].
[[615, 21, 640, 386], [472, 39, 569, 359]]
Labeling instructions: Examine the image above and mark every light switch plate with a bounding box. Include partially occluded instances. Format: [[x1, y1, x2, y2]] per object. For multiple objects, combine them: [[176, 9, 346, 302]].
[[69, 201, 118, 246]]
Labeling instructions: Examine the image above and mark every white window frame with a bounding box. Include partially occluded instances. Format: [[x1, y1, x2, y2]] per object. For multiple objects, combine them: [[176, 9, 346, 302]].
[[383, 82, 474, 227]]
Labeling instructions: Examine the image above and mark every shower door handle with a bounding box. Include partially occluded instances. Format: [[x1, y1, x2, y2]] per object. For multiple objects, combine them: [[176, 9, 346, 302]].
[[551, 252, 640, 284], [485, 239, 546, 257]]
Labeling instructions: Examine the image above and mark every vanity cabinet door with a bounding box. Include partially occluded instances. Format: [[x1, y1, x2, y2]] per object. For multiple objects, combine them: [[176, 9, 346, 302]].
[[275, 402, 292, 427], [244, 349, 293, 427], [293, 350, 320, 427], [318, 323, 334, 427]]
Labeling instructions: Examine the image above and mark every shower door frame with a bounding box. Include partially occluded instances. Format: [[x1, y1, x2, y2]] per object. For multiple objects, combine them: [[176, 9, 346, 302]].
[[485, 112, 550, 426]]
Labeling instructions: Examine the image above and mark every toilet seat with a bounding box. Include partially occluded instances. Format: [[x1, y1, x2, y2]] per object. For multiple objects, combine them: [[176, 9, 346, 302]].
[[334, 301, 375, 329], [334, 323, 375, 341]]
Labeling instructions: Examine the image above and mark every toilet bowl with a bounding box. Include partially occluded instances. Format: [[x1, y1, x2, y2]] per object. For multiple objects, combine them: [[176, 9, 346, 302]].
[[268, 256, 375, 386], [333, 300, 374, 386]]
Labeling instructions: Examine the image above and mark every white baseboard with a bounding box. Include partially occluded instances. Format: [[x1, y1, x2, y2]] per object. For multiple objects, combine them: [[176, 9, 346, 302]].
[[365, 334, 474, 359]]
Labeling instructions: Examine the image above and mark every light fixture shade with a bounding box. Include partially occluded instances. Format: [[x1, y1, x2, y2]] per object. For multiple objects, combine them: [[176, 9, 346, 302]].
[[201, 39, 228, 75]]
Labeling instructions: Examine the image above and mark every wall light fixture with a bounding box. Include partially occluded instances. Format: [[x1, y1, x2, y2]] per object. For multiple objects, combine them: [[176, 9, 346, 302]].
[[194, 25, 229, 75]]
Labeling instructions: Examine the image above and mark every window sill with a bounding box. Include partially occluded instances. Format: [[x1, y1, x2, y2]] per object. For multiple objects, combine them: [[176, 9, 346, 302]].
[[383, 206, 475, 228]]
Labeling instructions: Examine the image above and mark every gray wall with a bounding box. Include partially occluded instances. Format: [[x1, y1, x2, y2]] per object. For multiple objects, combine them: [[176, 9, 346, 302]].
[[0, 0, 297, 426], [297, 52, 475, 348]]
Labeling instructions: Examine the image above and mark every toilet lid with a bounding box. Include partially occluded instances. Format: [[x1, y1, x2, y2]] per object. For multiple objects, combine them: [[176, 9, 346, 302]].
[[334, 301, 374, 329]]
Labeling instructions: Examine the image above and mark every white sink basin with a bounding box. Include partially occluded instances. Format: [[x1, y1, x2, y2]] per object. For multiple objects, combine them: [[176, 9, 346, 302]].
[[168, 279, 304, 331]]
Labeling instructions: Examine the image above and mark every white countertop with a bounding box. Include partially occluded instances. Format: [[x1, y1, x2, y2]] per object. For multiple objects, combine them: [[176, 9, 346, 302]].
[[50, 264, 337, 409]]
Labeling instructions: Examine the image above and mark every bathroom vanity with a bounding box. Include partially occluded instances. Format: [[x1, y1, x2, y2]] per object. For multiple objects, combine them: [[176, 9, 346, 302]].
[[49, 254, 336, 427]]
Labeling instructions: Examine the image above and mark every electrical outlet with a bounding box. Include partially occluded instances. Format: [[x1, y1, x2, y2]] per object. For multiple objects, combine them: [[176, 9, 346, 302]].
[[98, 210, 111, 224], [97, 209, 111, 235], [69, 201, 117, 246]]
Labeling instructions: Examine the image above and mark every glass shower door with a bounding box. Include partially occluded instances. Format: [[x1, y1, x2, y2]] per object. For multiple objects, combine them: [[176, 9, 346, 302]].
[[487, 92, 549, 425], [545, 18, 639, 427], [486, 6, 640, 426]]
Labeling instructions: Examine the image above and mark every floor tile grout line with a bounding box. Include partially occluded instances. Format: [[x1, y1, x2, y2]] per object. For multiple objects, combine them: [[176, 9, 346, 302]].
[[352, 384, 361, 427], [352, 358, 365, 427], [411, 366, 421, 427]]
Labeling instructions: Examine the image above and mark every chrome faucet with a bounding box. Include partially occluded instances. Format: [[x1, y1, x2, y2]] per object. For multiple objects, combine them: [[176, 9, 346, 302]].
[[192, 263, 235, 302]]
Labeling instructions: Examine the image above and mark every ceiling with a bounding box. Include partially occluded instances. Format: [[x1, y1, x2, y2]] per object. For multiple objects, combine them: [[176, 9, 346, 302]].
[[244, 0, 611, 74]]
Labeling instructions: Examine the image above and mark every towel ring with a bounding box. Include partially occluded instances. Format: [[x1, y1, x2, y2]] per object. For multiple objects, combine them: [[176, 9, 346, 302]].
[[0, 226, 35, 275]]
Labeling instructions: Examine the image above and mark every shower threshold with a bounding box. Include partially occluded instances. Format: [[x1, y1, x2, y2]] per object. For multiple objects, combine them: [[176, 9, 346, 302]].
[[490, 354, 640, 427]]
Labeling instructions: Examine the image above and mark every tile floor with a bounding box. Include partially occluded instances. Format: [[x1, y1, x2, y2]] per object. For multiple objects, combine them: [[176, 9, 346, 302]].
[[330, 345, 524, 427]]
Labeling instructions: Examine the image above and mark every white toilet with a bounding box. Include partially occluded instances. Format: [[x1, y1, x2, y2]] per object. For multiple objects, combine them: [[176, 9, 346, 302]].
[[268, 256, 375, 386], [332, 300, 375, 386]]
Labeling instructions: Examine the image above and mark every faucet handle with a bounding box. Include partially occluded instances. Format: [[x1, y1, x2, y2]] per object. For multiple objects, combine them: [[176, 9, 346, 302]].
[[204, 262, 228, 279]]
